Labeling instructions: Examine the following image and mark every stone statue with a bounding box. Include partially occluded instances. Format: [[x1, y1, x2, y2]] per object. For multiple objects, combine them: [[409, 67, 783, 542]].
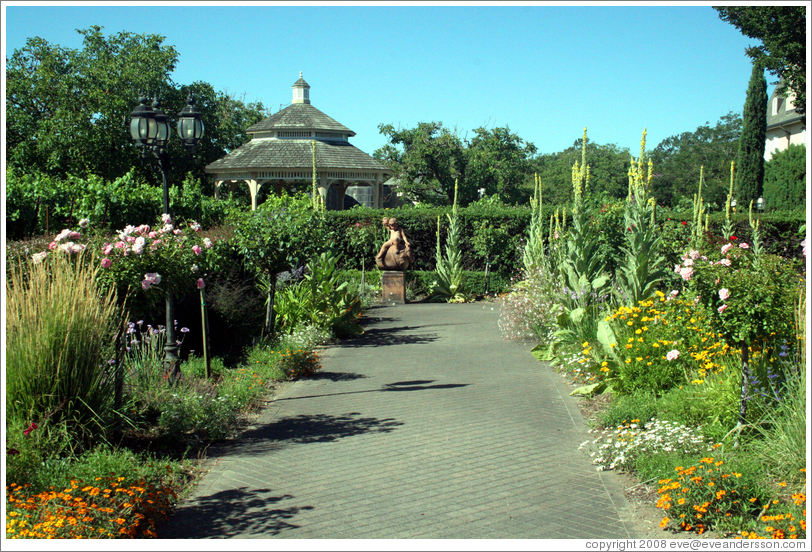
[[375, 217, 413, 271]]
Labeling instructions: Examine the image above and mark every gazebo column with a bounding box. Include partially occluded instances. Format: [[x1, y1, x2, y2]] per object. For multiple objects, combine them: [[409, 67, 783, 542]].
[[214, 180, 224, 200], [371, 181, 382, 209], [247, 179, 262, 211], [336, 181, 349, 211], [317, 175, 329, 206]]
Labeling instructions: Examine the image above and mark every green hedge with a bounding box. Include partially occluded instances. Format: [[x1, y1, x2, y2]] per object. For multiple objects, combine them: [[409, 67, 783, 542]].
[[5, 169, 236, 239]]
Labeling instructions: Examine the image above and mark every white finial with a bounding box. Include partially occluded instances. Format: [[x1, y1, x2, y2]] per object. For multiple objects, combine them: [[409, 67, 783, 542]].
[[299, 71, 303, 79]]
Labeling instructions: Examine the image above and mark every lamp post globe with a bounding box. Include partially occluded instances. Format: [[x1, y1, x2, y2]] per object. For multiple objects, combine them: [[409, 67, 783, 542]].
[[176, 94, 205, 152], [129, 95, 158, 148], [757, 196, 764, 212]]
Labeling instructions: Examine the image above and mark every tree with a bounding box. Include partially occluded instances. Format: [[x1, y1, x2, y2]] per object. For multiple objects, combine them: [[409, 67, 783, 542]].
[[374, 122, 467, 205], [649, 112, 741, 208], [229, 193, 326, 335], [533, 138, 631, 206], [6, 27, 178, 182], [464, 126, 537, 204], [763, 144, 806, 211], [715, 6, 806, 118], [735, 61, 767, 206], [5, 26, 269, 189], [163, 82, 269, 194]]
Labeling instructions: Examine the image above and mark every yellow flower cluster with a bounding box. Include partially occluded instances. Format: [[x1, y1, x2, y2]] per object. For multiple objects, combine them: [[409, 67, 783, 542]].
[[6, 474, 176, 539], [602, 295, 735, 383]]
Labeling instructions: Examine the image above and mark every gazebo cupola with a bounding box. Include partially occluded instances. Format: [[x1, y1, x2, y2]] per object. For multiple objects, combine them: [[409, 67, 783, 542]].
[[205, 74, 393, 210], [292, 72, 310, 105]]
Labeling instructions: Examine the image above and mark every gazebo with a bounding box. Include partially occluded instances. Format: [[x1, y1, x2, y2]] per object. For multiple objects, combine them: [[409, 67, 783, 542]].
[[205, 73, 393, 210]]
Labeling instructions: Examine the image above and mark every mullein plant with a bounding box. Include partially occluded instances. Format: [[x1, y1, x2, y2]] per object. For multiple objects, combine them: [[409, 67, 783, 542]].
[[721, 162, 736, 241], [614, 129, 668, 307], [534, 128, 611, 365], [690, 166, 710, 250], [430, 179, 467, 302], [311, 140, 325, 213], [521, 173, 546, 277]]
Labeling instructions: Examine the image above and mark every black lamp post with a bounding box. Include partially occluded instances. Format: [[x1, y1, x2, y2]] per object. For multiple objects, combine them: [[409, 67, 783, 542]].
[[129, 93, 204, 380]]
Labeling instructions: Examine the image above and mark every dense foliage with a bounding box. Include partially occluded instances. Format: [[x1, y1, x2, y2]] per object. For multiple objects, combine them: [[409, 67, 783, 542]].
[[763, 144, 806, 211], [735, 62, 767, 205], [715, 6, 806, 117], [5, 26, 269, 188]]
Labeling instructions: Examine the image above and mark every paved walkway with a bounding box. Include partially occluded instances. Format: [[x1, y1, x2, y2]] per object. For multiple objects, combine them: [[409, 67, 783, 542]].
[[159, 303, 644, 539]]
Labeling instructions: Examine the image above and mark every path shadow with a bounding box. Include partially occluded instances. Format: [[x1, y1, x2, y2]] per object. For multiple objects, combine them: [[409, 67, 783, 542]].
[[158, 487, 312, 538], [276, 380, 471, 402], [338, 325, 443, 348], [214, 412, 404, 458], [306, 371, 368, 382]]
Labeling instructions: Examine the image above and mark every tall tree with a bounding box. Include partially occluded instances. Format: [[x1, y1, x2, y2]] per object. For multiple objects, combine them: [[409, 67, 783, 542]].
[[6, 27, 178, 182], [735, 61, 767, 206], [374, 122, 467, 205], [715, 6, 806, 118], [649, 112, 741, 208], [464, 126, 537, 204], [5, 26, 269, 188], [532, 138, 631, 206]]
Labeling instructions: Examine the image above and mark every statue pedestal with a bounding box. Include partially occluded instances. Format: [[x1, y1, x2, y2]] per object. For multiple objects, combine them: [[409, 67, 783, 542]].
[[382, 271, 407, 304]]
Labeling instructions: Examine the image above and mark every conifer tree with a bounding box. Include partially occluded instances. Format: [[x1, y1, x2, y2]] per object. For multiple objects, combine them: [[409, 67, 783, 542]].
[[735, 61, 767, 205]]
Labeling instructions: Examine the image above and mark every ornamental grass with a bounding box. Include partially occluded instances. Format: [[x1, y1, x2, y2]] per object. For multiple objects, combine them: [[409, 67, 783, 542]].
[[5, 249, 125, 449]]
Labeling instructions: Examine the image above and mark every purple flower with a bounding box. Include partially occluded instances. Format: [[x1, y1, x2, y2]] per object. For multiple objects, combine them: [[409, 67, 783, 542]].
[[101, 258, 113, 268]]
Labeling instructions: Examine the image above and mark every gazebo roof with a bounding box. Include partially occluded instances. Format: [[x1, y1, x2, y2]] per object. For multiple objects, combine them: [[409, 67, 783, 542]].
[[246, 103, 356, 136], [205, 74, 390, 179], [205, 138, 389, 172]]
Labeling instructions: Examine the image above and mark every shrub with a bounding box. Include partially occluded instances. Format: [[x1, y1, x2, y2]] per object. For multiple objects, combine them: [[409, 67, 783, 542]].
[[763, 144, 806, 212]]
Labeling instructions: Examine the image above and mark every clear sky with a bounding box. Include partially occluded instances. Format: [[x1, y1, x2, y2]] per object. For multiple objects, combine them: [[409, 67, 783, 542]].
[[3, 1, 783, 159]]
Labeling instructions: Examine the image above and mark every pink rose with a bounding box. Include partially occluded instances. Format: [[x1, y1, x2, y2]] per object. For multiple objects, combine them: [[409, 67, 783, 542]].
[[101, 258, 113, 268], [719, 258, 731, 267], [666, 350, 680, 361], [739, 243, 749, 249], [103, 243, 114, 255], [197, 278, 206, 290], [721, 243, 733, 254], [718, 304, 728, 314], [718, 288, 730, 301], [192, 245, 202, 256], [679, 266, 694, 281]]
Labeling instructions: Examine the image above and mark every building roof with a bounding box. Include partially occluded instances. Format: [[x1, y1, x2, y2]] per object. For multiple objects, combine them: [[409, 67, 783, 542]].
[[767, 81, 804, 130], [246, 103, 355, 136], [205, 138, 389, 172]]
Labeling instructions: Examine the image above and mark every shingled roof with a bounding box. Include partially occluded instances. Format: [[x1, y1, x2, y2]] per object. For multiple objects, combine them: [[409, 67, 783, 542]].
[[205, 138, 388, 171], [246, 103, 356, 136]]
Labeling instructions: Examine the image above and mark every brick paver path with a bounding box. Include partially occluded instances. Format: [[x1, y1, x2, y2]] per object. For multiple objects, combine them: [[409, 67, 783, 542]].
[[159, 303, 641, 539]]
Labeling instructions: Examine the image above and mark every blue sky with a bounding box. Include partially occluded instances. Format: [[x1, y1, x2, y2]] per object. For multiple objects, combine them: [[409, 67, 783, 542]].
[[3, 2, 777, 158]]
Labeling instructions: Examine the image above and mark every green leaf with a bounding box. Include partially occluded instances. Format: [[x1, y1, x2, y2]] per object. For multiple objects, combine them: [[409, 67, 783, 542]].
[[570, 382, 607, 397]]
